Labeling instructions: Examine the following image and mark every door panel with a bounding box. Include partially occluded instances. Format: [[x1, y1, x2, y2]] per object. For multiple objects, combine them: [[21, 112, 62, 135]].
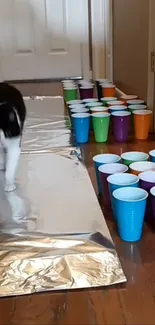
[[0, 0, 89, 80]]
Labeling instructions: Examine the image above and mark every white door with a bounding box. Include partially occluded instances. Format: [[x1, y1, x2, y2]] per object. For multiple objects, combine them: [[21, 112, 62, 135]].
[[0, 0, 89, 81]]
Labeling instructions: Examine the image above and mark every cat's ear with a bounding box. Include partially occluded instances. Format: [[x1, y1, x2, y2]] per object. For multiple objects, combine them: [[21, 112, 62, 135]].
[[9, 112, 15, 122]]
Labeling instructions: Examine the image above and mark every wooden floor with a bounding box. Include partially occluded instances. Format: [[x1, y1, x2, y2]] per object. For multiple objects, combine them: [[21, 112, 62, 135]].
[[1, 82, 155, 325]]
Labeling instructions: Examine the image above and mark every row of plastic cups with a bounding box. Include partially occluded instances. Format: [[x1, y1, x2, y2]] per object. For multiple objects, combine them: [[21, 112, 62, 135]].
[[94, 107, 152, 141], [93, 152, 153, 195], [63, 83, 95, 101], [66, 97, 125, 109], [71, 109, 152, 143], [98, 165, 148, 242], [67, 97, 146, 112], [66, 98, 151, 140], [67, 80, 116, 100], [92, 153, 155, 242], [71, 112, 111, 143]]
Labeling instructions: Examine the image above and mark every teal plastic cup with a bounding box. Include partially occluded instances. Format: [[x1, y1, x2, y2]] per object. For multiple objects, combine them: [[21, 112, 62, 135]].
[[113, 187, 148, 242], [121, 151, 149, 167], [86, 102, 103, 109], [107, 173, 139, 219], [100, 97, 117, 106], [66, 100, 82, 110], [82, 98, 99, 104], [109, 105, 127, 114]]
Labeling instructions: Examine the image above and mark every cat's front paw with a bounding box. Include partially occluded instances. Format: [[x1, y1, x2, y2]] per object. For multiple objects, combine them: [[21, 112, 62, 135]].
[[5, 183, 16, 192]]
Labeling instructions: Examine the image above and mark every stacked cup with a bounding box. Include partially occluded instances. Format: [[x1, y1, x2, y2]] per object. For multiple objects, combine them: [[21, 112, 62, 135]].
[[79, 80, 94, 100], [62, 80, 78, 103], [101, 97, 117, 106], [96, 79, 112, 100], [102, 83, 116, 98], [107, 173, 139, 220], [71, 112, 90, 144], [66, 101, 85, 126]]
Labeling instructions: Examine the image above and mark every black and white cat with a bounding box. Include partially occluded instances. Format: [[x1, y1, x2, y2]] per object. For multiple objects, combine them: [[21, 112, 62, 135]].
[[0, 83, 26, 192]]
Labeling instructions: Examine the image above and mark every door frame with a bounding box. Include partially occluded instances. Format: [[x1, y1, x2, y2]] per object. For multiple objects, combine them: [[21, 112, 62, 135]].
[[147, 0, 155, 129], [80, 0, 90, 80], [91, 0, 155, 123], [91, 0, 113, 81]]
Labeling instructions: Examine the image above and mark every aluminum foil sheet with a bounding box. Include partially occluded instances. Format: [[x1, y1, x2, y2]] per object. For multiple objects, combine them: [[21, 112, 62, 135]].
[[0, 96, 126, 296], [0, 232, 125, 296], [22, 97, 73, 152]]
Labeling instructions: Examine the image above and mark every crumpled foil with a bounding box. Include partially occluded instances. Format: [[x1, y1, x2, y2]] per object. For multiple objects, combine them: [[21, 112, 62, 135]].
[[0, 96, 126, 297], [0, 232, 125, 296]]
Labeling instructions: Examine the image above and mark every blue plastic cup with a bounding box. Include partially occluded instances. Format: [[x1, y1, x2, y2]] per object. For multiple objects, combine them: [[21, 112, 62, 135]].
[[149, 150, 155, 163], [107, 173, 139, 219], [113, 187, 148, 242], [72, 113, 90, 144], [70, 108, 89, 127], [92, 153, 121, 195]]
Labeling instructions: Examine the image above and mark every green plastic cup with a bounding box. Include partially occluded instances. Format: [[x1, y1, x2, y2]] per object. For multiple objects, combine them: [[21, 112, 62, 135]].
[[64, 87, 78, 102], [121, 151, 149, 166], [86, 102, 103, 109], [92, 112, 110, 142], [128, 104, 147, 112], [100, 97, 117, 106]]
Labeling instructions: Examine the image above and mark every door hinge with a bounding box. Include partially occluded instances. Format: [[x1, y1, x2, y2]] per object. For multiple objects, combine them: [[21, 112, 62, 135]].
[[151, 52, 155, 72]]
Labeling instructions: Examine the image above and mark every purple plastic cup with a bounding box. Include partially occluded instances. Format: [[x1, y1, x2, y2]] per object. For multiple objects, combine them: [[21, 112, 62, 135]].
[[139, 171, 155, 192], [98, 163, 128, 206], [139, 171, 155, 223], [150, 186, 155, 227], [79, 86, 94, 100], [111, 111, 131, 142]]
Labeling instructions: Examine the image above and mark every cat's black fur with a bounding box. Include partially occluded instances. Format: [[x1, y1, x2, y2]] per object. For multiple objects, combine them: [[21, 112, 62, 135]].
[[0, 82, 26, 192], [0, 82, 26, 137]]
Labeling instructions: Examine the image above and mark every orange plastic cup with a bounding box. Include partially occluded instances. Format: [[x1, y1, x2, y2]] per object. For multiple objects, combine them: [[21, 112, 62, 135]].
[[102, 84, 115, 97], [133, 110, 152, 140]]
